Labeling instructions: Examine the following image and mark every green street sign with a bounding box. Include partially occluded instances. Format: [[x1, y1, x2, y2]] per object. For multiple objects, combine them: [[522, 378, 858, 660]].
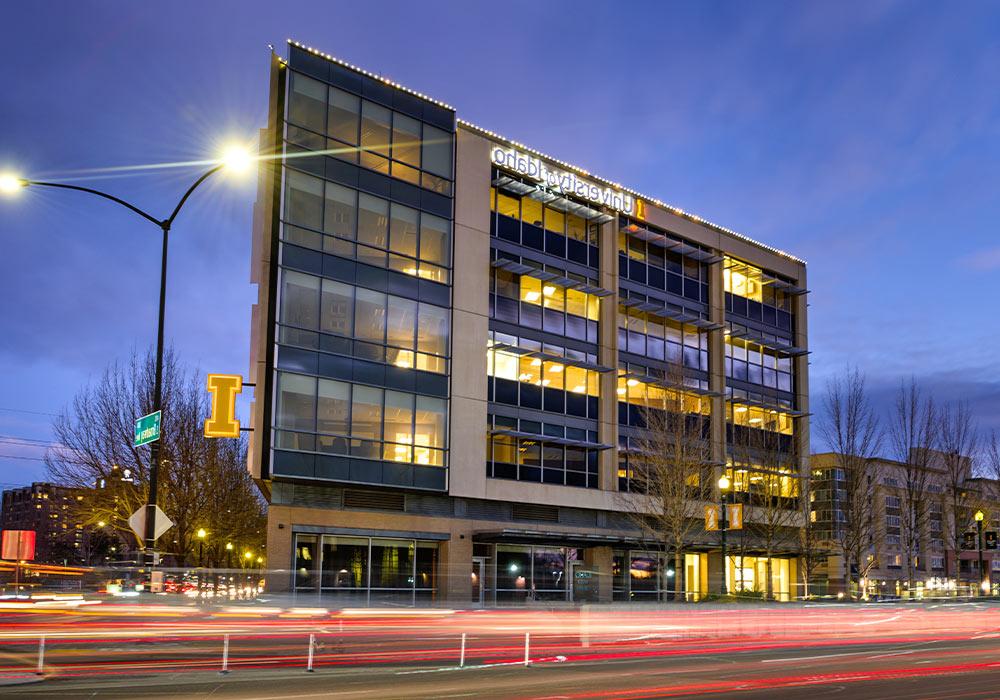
[[134, 410, 161, 447]]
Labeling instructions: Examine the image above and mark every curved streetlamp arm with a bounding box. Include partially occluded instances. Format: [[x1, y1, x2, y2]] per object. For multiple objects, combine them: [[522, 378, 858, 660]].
[[165, 163, 225, 227], [25, 180, 162, 227]]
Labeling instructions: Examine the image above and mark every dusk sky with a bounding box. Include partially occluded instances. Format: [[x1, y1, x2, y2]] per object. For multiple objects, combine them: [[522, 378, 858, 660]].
[[2, 1, 999, 487]]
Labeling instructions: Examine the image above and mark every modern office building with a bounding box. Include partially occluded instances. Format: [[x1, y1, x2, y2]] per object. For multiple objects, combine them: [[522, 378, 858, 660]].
[[248, 40, 810, 604]]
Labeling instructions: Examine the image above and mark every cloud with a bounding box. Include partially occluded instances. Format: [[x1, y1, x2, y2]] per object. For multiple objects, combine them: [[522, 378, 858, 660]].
[[955, 246, 1000, 272], [812, 369, 1000, 454]]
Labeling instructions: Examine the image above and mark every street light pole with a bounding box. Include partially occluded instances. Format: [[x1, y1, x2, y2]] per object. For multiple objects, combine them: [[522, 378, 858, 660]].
[[719, 475, 730, 596], [4, 154, 249, 569], [975, 510, 985, 596]]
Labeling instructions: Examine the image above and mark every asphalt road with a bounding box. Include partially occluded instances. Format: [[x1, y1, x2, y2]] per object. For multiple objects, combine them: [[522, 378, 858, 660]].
[[4, 602, 1000, 698], [5, 630, 1000, 698]]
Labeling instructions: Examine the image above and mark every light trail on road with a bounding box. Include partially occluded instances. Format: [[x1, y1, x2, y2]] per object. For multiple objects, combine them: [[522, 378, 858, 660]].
[[1, 600, 1000, 698]]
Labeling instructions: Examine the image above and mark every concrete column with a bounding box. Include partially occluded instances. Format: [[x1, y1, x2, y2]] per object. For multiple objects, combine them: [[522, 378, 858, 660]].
[[440, 531, 474, 604], [448, 128, 492, 500], [598, 217, 619, 492], [583, 545, 614, 603], [793, 269, 810, 482], [707, 550, 725, 596], [265, 506, 294, 593], [706, 256, 727, 473]]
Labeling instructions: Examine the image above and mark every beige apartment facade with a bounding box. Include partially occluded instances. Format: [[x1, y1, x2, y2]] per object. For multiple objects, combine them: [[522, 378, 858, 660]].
[[812, 451, 999, 598], [248, 41, 810, 605]]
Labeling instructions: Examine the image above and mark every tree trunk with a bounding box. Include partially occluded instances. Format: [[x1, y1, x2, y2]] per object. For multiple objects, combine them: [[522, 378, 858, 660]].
[[674, 549, 685, 602], [765, 554, 774, 601]]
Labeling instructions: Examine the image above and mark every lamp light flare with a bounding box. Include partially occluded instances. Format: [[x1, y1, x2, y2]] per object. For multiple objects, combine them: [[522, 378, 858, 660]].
[[0, 173, 25, 194], [220, 145, 253, 173]]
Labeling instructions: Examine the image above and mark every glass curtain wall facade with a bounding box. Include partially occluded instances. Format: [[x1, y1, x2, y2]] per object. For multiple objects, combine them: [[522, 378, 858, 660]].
[[265, 43, 456, 492]]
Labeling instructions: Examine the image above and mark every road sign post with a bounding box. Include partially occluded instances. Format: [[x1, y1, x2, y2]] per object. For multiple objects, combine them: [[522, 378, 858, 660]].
[[133, 411, 161, 447], [128, 505, 173, 561]]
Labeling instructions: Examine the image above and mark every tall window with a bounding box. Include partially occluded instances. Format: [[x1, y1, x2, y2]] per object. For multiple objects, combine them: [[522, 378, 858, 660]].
[[274, 372, 448, 467], [490, 184, 600, 267], [723, 256, 794, 330], [618, 226, 707, 303], [487, 333, 601, 419], [490, 268, 600, 343], [279, 269, 450, 374], [285, 70, 454, 195], [283, 170, 452, 283]]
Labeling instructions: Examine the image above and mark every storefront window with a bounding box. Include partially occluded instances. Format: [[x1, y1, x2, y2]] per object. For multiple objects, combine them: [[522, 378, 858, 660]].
[[629, 553, 660, 598], [371, 538, 414, 590], [496, 546, 532, 601], [321, 536, 368, 593], [297, 535, 439, 604], [294, 534, 318, 590]]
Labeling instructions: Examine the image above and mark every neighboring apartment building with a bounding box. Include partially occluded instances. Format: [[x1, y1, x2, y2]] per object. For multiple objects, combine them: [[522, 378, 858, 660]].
[[0, 483, 85, 564], [248, 41, 810, 604], [812, 451, 997, 597]]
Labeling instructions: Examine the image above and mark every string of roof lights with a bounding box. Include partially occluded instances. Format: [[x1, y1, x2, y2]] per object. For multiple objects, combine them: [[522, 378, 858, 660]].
[[285, 39, 805, 265]]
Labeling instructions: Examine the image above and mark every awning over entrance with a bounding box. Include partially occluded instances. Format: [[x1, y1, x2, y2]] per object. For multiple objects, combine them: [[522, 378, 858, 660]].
[[473, 528, 641, 549]]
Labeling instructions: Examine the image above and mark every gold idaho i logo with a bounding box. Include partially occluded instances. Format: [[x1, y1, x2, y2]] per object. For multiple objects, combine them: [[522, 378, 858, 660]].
[[204, 374, 243, 438]]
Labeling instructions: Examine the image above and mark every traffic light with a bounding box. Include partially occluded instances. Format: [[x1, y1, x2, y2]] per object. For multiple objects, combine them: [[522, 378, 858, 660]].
[[204, 374, 243, 438]]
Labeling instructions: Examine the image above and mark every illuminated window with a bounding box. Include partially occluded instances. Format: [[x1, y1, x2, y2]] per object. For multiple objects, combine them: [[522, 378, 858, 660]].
[[729, 401, 794, 436], [616, 375, 709, 416], [544, 207, 565, 234], [388, 203, 419, 260], [496, 192, 519, 219], [280, 270, 449, 374], [520, 275, 542, 304], [724, 258, 760, 301], [521, 197, 543, 227]]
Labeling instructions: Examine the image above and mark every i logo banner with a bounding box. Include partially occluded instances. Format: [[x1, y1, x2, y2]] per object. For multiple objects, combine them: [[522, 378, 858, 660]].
[[204, 374, 243, 438]]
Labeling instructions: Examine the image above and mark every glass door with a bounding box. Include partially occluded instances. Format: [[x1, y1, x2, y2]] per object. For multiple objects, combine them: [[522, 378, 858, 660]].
[[471, 557, 486, 606]]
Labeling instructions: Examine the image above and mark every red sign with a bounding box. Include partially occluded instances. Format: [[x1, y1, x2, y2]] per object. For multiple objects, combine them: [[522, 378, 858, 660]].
[[1, 530, 36, 561]]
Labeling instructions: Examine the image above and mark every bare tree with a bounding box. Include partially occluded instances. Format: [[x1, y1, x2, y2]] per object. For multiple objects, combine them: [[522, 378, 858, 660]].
[[45, 349, 266, 566], [798, 473, 831, 599], [619, 364, 712, 601], [820, 368, 882, 599], [888, 379, 938, 591], [939, 401, 979, 581], [987, 431, 1000, 495], [730, 426, 802, 600]]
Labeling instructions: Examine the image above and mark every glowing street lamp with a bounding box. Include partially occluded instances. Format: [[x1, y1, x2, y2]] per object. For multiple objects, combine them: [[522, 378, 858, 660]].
[[196, 528, 207, 567], [1, 146, 254, 570], [220, 145, 253, 173], [0, 173, 25, 194]]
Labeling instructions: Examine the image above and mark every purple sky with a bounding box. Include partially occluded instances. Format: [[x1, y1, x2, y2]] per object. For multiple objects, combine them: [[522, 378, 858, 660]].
[[2, 1, 999, 486]]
